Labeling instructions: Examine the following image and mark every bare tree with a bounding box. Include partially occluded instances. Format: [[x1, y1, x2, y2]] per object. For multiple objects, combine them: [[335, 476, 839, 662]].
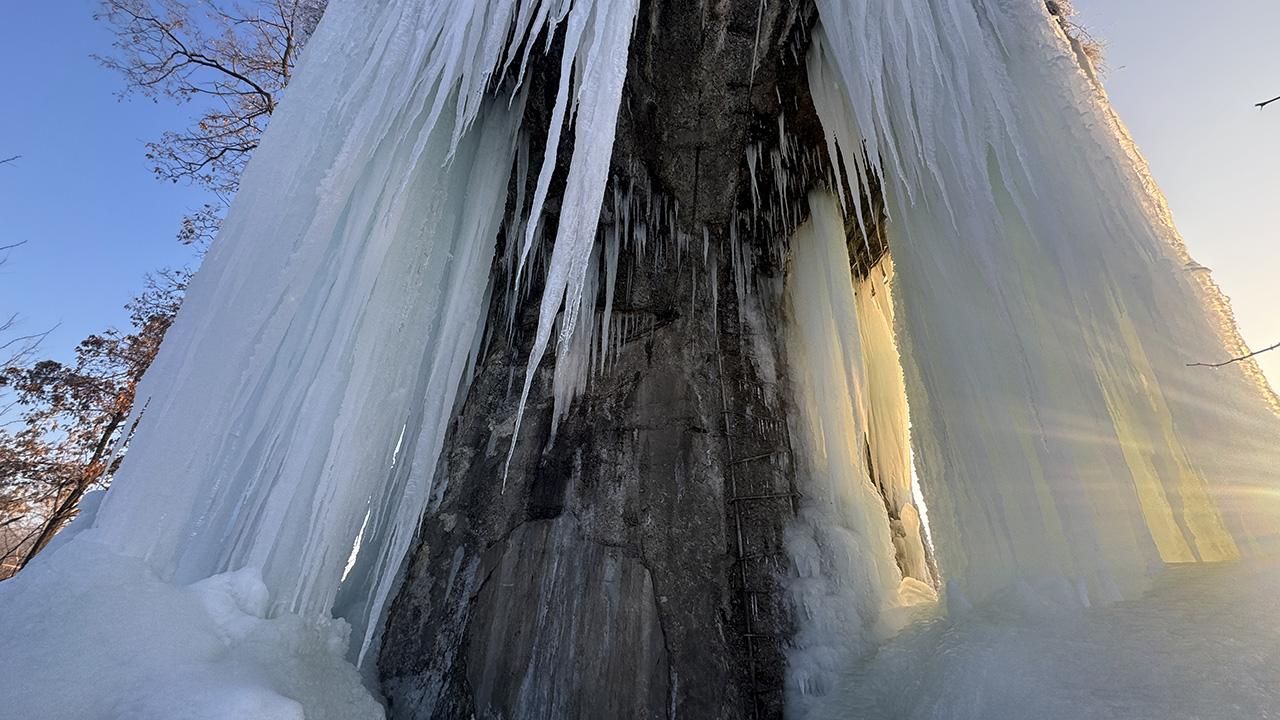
[[0, 3, 331, 575], [96, 0, 326, 244], [0, 244, 51, 376], [0, 270, 188, 576]]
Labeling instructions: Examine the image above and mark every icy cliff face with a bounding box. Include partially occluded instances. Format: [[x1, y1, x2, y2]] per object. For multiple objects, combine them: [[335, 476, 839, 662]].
[[3, 0, 644, 714], [86, 0, 639, 663], [800, 0, 1280, 654], [5, 0, 1280, 717]]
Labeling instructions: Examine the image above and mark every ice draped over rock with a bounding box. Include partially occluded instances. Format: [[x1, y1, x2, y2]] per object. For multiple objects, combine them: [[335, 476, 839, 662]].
[[86, 0, 639, 663], [2, 0, 1280, 717], [806, 0, 1280, 610]]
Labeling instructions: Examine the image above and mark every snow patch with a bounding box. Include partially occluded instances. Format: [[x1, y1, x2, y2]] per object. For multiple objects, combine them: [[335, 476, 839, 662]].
[[0, 536, 382, 720]]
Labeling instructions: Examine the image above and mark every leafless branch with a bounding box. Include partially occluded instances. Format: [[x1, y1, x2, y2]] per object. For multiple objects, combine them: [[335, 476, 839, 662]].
[[96, 0, 326, 198], [1187, 340, 1280, 369], [1255, 95, 1280, 110]]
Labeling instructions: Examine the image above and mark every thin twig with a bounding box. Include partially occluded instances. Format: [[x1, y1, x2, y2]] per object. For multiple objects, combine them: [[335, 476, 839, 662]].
[[1256, 95, 1280, 110], [1187, 340, 1280, 368]]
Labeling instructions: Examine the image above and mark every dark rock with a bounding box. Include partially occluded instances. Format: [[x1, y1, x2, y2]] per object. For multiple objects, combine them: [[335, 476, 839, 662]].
[[375, 2, 880, 718]]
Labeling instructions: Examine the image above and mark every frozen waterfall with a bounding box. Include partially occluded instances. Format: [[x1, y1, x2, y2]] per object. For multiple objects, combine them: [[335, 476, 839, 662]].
[[1, 0, 1279, 717], [806, 0, 1280, 606], [786, 0, 1280, 711]]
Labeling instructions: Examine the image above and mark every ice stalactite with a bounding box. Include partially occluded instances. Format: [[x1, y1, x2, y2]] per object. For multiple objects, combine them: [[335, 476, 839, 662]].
[[506, 0, 640, 463], [807, 0, 1280, 615], [784, 191, 936, 718]]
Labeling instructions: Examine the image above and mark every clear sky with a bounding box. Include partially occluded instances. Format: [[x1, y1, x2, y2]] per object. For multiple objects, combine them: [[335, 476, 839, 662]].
[[1, 1, 1275, 386], [0, 1, 207, 363], [1074, 0, 1280, 385]]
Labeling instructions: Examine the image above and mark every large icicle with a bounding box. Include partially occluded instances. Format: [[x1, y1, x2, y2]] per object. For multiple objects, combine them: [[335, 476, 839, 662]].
[[784, 191, 935, 717], [506, 0, 640, 470], [4, 0, 641, 675], [807, 0, 1280, 611]]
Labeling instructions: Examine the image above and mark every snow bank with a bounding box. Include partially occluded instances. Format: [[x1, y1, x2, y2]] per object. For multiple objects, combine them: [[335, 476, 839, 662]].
[[0, 534, 382, 720], [812, 558, 1280, 720]]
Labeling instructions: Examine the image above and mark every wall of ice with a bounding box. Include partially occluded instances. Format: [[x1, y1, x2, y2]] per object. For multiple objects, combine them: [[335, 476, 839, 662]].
[[805, 0, 1280, 613], [84, 0, 639, 663], [2, 0, 641, 713], [784, 191, 937, 717]]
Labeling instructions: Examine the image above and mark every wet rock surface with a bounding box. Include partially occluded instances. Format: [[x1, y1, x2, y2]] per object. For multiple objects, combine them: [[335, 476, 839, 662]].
[[376, 2, 851, 718]]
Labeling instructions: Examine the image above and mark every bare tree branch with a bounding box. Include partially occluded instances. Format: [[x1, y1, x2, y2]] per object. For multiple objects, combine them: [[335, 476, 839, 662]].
[[1187, 340, 1280, 369], [0, 155, 19, 166], [96, 0, 325, 198], [1255, 95, 1280, 110], [2, 1, 329, 573]]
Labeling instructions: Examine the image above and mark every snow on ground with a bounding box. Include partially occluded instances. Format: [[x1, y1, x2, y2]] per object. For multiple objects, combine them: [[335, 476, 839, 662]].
[[0, 529, 383, 720], [812, 558, 1280, 720]]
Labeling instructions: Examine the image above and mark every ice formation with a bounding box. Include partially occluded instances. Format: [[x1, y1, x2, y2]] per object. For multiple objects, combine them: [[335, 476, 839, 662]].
[[781, 0, 1280, 710], [1, 0, 642, 713], [806, 0, 1280, 609], [2, 0, 1279, 716], [783, 192, 936, 714], [91, 0, 641, 660]]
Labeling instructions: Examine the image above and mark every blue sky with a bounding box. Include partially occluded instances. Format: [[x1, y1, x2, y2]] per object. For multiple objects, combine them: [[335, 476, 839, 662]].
[[0, 1, 207, 362], [1, 1, 1276, 385]]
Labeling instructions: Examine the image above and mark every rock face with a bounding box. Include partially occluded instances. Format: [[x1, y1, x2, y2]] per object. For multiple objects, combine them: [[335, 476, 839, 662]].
[[377, 236, 796, 718], [463, 519, 669, 717], [376, 2, 866, 718]]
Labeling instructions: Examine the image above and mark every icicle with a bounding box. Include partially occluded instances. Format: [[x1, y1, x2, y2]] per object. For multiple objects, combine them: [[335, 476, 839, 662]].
[[505, 0, 641, 484], [599, 216, 621, 373]]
